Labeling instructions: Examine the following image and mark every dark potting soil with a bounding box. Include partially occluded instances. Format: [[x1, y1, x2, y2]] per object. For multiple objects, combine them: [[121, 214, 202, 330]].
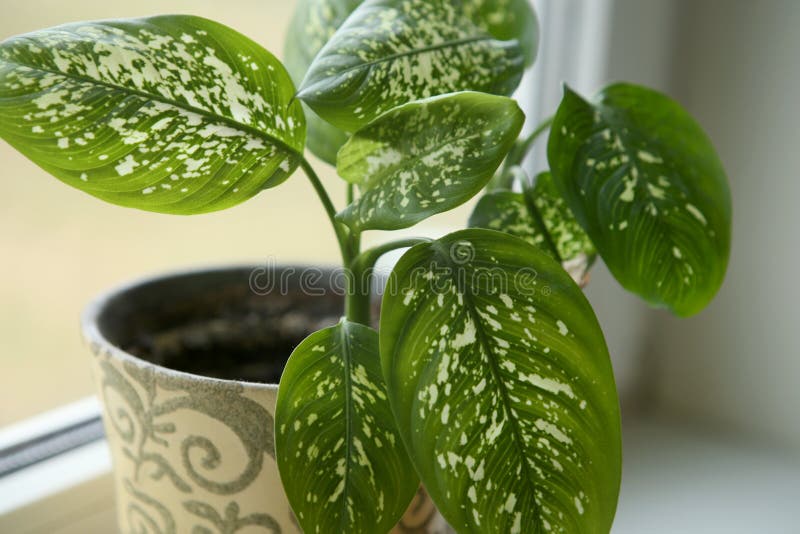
[[120, 285, 341, 384]]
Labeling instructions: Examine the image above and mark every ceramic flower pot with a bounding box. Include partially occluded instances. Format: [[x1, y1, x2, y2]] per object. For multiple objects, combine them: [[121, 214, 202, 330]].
[[82, 265, 453, 534]]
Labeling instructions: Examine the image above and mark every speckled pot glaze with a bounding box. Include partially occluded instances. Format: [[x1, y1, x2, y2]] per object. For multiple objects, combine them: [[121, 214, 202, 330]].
[[82, 265, 453, 534]]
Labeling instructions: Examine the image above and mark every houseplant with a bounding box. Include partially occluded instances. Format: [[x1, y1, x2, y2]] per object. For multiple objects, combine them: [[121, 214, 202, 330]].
[[0, 0, 731, 532]]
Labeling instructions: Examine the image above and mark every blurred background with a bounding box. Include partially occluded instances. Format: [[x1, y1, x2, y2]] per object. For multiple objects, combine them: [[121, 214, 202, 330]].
[[0, 0, 798, 532]]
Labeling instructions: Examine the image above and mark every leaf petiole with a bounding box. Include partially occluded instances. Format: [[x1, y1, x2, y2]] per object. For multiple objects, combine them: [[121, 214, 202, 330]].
[[491, 115, 554, 190], [351, 238, 432, 275], [517, 115, 555, 158], [344, 237, 432, 326], [299, 157, 352, 263]]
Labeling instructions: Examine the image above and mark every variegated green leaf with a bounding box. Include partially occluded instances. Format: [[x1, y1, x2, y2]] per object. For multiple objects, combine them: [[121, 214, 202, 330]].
[[336, 92, 523, 231], [275, 320, 417, 534], [381, 229, 621, 534], [548, 83, 732, 316], [469, 168, 596, 281], [296, 0, 525, 132], [283, 0, 364, 84], [0, 15, 305, 214], [284, 0, 361, 164], [284, 0, 538, 164], [530, 170, 596, 266], [468, 190, 556, 257], [462, 0, 539, 66]]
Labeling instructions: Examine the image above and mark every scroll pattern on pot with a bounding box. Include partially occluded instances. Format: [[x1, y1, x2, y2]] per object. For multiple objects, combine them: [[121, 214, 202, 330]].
[[88, 342, 296, 534]]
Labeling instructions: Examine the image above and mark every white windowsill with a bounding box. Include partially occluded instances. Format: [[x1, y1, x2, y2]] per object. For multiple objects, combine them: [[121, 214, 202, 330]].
[[613, 418, 800, 534], [3, 409, 798, 533]]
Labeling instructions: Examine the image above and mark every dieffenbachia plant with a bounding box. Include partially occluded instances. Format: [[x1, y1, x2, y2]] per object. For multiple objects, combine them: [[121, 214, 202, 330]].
[[0, 1, 731, 532]]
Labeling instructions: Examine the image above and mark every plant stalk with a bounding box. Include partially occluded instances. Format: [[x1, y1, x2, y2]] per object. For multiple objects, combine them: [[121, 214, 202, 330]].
[[300, 157, 352, 264], [491, 115, 554, 190], [351, 238, 431, 274], [301, 160, 431, 326], [346, 238, 431, 326], [300, 158, 369, 323], [344, 252, 371, 326], [516, 115, 554, 158]]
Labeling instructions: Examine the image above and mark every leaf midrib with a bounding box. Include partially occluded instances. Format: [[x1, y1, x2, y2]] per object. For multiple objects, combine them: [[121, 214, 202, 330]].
[[298, 35, 511, 97], [338, 322, 354, 533], [7, 59, 303, 158], [431, 240, 545, 533], [521, 185, 563, 262]]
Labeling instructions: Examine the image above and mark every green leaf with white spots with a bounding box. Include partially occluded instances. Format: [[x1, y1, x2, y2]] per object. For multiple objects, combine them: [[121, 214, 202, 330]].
[[530, 170, 596, 267], [296, 0, 525, 132], [461, 0, 539, 66], [283, 0, 364, 84], [284, 0, 362, 164], [469, 168, 596, 282], [336, 91, 524, 231], [380, 229, 621, 534], [468, 190, 557, 257], [275, 320, 418, 534], [548, 83, 732, 316], [0, 15, 305, 214]]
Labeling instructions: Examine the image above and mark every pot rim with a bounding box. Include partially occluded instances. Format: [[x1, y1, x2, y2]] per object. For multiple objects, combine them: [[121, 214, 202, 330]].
[[81, 262, 340, 390]]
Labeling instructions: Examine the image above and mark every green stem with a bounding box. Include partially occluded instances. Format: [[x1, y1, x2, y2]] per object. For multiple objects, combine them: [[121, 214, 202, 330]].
[[299, 160, 428, 326], [352, 238, 432, 274], [491, 115, 554, 190], [344, 226, 367, 323], [300, 158, 351, 264], [517, 115, 554, 157], [301, 158, 368, 324], [346, 238, 431, 326], [345, 252, 371, 326]]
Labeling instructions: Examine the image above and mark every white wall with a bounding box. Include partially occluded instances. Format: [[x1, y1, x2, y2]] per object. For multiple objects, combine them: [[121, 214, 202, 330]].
[[648, 0, 800, 448]]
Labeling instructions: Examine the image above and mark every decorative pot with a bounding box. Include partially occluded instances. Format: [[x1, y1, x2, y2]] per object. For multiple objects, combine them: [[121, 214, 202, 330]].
[[82, 265, 453, 534]]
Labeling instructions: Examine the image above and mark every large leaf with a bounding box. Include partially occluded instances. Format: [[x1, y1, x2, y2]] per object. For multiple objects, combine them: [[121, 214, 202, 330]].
[[380, 229, 621, 533], [285, 0, 537, 80], [548, 83, 731, 316], [336, 91, 523, 231], [0, 15, 305, 214], [275, 320, 418, 534], [284, 0, 362, 164], [296, 0, 525, 132]]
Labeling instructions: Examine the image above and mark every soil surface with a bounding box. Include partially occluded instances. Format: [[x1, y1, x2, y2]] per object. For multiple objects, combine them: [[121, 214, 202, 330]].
[[118, 283, 342, 384]]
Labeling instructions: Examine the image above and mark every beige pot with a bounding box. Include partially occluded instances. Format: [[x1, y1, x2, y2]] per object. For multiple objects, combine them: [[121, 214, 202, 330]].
[[82, 265, 453, 534]]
